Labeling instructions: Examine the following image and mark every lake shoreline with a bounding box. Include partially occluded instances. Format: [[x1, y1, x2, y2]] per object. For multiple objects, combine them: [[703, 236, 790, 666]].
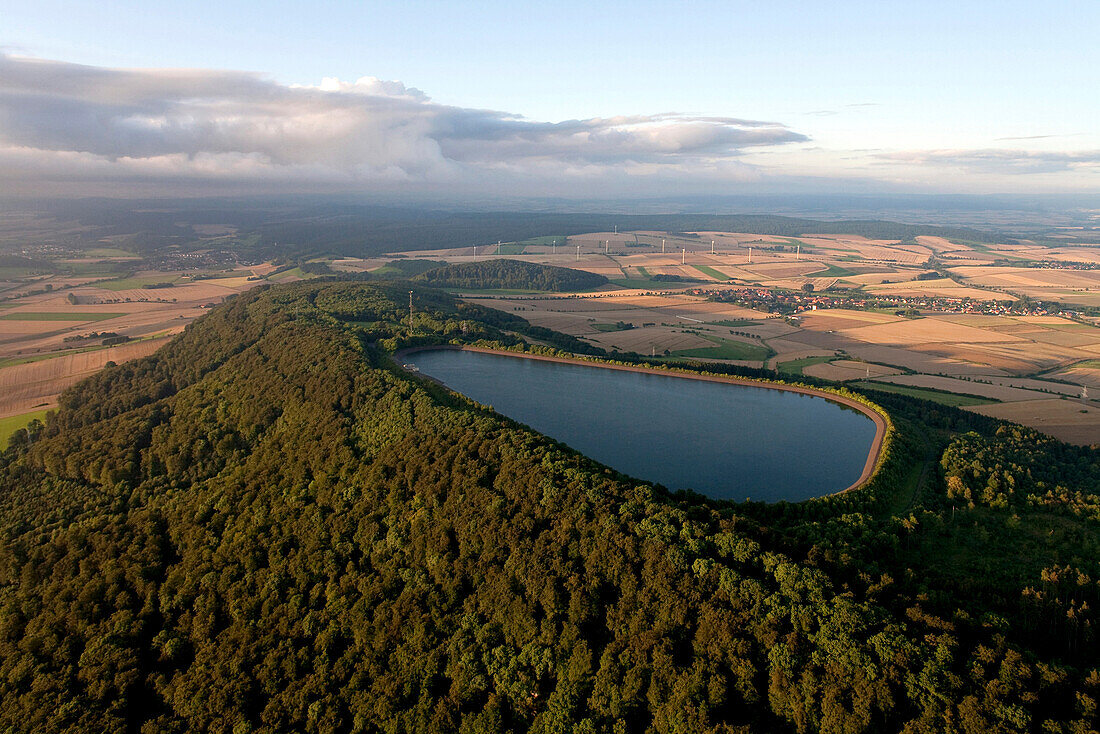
[[394, 345, 888, 498]]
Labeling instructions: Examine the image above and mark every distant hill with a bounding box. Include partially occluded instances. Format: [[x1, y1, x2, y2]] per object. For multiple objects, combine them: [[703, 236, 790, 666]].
[[414, 258, 608, 291], [371, 259, 448, 278], [28, 198, 1007, 258]]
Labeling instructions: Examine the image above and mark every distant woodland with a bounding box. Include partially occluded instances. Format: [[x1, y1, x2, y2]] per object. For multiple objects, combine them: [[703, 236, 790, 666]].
[[19, 199, 1004, 260], [414, 259, 609, 291], [1, 280, 1099, 733]]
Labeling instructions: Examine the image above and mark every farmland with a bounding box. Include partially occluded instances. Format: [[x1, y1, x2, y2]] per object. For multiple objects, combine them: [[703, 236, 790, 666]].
[[2, 219, 1099, 445], [366, 229, 1100, 444], [0, 255, 304, 426]]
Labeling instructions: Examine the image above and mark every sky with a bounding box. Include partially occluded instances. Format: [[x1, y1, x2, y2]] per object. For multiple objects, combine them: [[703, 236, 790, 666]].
[[2, 0, 1099, 200]]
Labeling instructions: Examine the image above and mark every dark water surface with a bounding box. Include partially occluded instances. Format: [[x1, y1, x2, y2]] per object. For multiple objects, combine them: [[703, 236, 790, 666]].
[[410, 349, 877, 502]]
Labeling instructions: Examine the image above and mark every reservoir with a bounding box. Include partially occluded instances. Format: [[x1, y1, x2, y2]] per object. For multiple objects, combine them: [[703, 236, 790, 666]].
[[410, 349, 879, 503]]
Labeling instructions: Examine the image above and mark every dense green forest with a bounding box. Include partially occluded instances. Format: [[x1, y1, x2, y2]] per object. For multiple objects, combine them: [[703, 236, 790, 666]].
[[414, 260, 608, 292], [1, 280, 1098, 733]]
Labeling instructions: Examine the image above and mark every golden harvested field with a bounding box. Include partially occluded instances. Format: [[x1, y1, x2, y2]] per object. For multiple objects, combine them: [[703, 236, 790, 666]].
[[872, 374, 1050, 402], [965, 399, 1100, 446], [866, 278, 1011, 301], [742, 262, 824, 278], [0, 320, 90, 334], [770, 348, 835, 366], [979, 376, 1086, 397], [803, 360, 902, 381], [839, 244, 930, 264], [802, 333, 1006, 376], [0, 337, 169, 418], [0, 259, 279, 420], [465, 294, 767, 334], [915, 236, 969, 253], [1049, 365, 1100, 391], [376, 231, 1100, 440], [837, 316, 1024, 346], [585, 327, 715, 354], [847, 272, 916, 285], [799, 309, 901, 330], [951, 266, 1100, 289], [1039, 249, 1100, 265]]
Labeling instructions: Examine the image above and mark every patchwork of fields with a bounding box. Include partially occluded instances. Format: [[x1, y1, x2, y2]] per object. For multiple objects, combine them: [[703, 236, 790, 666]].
[[372, 231, 1099, 444], [3, 228, 1099, 446], [0, 261, 277, 441]]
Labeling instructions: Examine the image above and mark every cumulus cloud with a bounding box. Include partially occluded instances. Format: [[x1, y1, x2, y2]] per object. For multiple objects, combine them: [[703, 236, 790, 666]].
[[876, 148, 1100, 175], [0, 53, 808, 195]]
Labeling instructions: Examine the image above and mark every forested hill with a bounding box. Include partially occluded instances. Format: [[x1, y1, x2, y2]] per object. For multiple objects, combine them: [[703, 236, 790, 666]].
[[414, 259, 609, 291], [1, 281, 1099, 733], [36, 198, 1004, 258]]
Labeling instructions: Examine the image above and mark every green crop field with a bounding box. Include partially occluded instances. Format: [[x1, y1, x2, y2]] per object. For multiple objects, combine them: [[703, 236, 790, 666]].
[[266, 267, 313, 282], [692, 265, 729, 280], [83, 247, 139, 258], [592, 323, 632, 332], [708, 319, 759, 327], [96, 275, 180, 290], [777, 355, 835, 375], [512, 236, 567, 246], [852, 380, 998, 407], [672, 336, 772, 362], [0, 312, 127, 322], [492, 244, 527, 255], [808, 263, 857, 277], [0, 409, 50, 446], [0, 267, 42, 279], [609, 278, 672, 289]]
